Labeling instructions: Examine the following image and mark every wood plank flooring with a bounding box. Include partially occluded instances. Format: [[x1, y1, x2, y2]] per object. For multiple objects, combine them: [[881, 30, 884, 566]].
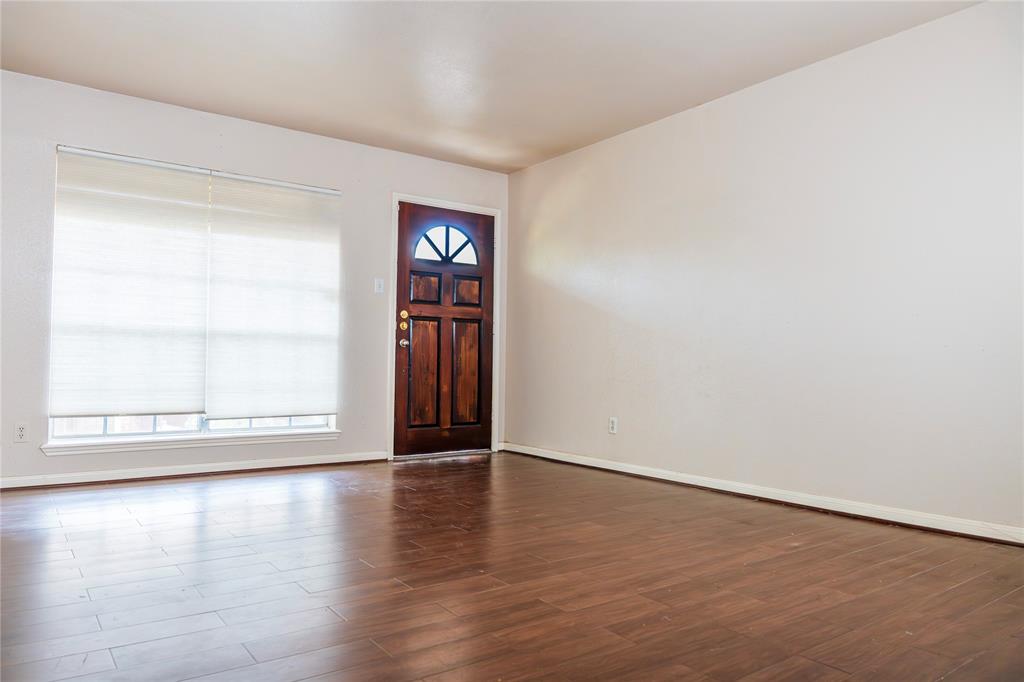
[[1, 453, 1021, 681]]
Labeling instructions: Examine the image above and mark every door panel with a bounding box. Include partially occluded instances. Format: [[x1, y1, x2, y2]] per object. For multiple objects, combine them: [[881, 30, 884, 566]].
[[452, 319, 481, 425], [410, 272, 441, 304], [395, 202, 493, 455], [453, 276, 482, 306], [408, 317, 440, 427]]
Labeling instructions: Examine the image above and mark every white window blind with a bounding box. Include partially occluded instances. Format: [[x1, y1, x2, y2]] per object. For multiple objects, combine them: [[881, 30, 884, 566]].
[[49, 148, 342, 421], [50, 151, 210, 417], [205, 174, 341, 419]]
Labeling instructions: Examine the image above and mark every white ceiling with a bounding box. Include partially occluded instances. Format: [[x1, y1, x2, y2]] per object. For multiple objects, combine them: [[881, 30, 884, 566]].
[[1, 1, 973, 172]]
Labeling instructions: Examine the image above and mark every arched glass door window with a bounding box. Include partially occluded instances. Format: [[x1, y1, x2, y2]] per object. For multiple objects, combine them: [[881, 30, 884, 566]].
[[414, 225, 478, 265]]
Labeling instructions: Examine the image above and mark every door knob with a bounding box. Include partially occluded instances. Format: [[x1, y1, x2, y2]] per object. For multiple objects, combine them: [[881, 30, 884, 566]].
[[398, 339, 410, 348]]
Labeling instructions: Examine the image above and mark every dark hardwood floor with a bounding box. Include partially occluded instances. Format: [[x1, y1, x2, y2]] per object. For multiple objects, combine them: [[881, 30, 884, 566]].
[[1, 453, 1021, 681]]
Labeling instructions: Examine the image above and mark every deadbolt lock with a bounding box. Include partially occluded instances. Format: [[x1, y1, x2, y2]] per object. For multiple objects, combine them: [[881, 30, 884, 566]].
[[399, 310, 409, 319], [399, 321, 409, 330]]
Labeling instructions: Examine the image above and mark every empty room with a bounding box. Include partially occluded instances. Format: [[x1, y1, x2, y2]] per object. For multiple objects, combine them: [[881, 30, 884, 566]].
[[1, 1, 1021, 680]]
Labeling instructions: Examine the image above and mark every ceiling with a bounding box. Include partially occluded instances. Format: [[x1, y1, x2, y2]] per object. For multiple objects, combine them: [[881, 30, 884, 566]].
[[1, 1, 973, 172]]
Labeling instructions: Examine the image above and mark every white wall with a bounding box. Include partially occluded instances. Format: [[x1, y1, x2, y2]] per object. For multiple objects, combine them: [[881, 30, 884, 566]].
[[1, 71, 507, 482], [505, 2, 1023, 539]]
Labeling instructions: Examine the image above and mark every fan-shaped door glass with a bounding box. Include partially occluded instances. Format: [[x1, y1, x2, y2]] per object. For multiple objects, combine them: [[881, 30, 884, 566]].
[[414, 225, 477, 265]]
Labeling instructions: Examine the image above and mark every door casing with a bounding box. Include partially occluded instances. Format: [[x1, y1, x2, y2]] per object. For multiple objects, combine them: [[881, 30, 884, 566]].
[[386, 193, 504, 460]]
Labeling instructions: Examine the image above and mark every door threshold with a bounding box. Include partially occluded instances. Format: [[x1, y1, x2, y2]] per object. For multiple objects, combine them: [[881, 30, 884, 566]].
[[394, 449, 492, 461]]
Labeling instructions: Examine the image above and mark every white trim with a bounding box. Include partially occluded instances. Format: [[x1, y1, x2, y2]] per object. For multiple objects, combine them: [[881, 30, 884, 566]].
[[41, 429, 340, 456], [499, 444, 1024, 544], [1, 451, 387, 489], [386, 193, 505, 460]]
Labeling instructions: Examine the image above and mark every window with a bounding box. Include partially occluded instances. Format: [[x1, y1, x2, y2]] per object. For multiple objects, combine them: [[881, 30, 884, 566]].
[[414, 225, 478, 265], [50, 414, 331, 440], [47, 147, 342, 445]]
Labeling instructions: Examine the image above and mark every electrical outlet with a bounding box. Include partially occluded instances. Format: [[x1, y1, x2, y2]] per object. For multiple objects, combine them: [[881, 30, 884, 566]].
[[14, 423, 28, 443], [608, 417, 618, 435]]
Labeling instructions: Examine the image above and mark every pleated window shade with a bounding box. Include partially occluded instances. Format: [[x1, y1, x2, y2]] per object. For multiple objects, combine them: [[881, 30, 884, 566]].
[[49, 148, 342, 420], [205, 174, 341, 419]]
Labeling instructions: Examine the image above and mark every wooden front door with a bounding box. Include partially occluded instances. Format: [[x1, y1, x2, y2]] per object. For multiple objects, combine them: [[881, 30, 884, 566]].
[[394, 202, 493, 456]]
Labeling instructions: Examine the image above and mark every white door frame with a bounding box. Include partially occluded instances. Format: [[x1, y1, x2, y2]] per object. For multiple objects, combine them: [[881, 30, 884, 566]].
[[386, 193, 505, 459]]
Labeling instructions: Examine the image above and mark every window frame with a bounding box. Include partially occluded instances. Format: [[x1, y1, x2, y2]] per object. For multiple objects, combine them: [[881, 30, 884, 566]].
[[47, 146, 343, 429], [42, 414, 338, 456]]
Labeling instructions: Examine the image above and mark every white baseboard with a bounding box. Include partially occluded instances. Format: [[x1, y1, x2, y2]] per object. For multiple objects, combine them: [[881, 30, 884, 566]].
[[0, 451, 388, 489], [499, 443, 1023, 544]]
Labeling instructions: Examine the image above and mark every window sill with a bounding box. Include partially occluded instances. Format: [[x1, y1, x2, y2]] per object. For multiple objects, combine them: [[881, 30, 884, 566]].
[[41, 429, 341, 456]]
